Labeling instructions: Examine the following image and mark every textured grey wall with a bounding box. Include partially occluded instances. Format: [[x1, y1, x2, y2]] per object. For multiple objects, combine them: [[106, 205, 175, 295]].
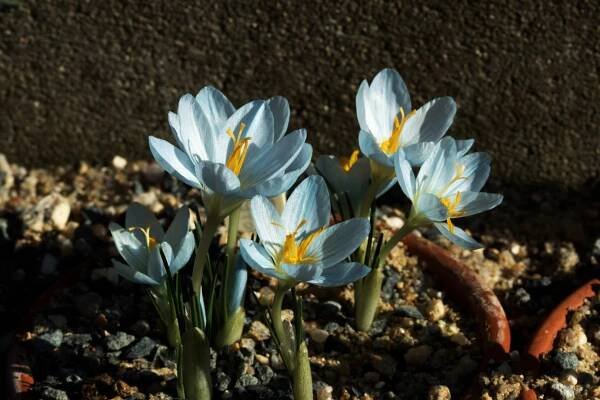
[[0, 1, 598, 187]]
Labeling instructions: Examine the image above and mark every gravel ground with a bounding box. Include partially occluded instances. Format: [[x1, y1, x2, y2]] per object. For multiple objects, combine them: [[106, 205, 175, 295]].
[[1, 154, 599, 400]]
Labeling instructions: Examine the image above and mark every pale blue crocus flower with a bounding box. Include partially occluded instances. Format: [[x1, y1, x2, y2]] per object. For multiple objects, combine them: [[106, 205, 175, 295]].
[[394, 137, 503, 249], [240, 175, 371, 287], [315, 150, 371, 214], [356, 68, 457, 169], [109, 203, 195, 285], [149, 86, 310, 214]]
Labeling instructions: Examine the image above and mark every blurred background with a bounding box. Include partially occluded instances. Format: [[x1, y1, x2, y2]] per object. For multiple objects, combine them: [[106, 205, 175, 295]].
[[0, 1, 598, 189]]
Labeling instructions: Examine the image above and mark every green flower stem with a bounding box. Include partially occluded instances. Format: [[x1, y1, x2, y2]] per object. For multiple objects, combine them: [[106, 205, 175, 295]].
[[378, 212, 423, 261], [223, 206, 241, 313], [192, 202, 222, 294], [272, 283, 295, 369], [292, 341, 313, 400], [175, 344, 185, 399]]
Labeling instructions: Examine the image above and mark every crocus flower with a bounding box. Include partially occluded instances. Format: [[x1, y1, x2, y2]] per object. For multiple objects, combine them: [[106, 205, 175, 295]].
[[394, 137, 503, 249], [149, 87, 310, 213], [240, 175, 371, 287], [315, 150, 370, 213], [109, 203, 195, 285], [227, 255, 248, 315], [357, 68, 457, 168]]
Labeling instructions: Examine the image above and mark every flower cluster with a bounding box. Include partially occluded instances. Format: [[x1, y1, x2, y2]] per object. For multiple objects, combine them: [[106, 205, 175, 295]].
[[109, 68, 501, 400]]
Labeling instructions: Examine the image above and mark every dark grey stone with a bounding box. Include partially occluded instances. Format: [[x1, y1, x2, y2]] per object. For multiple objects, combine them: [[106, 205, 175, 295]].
[[547, 382, 575, 400], [105, 331, 135, 351], [396, 305, 425, 319], [35, 329, 63, 351], [41, 387, 69, 400], [125, 336, 157, 359], [553, 351, 579, 371]]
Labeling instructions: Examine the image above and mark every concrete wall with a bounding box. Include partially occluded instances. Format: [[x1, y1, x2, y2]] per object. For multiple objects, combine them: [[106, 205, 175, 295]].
[[1, 1, 598, 188]]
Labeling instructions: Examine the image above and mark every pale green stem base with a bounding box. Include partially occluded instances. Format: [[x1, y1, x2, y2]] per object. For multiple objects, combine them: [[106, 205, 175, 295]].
[[182, 327, 212, 400], [292, 341, 313, 400], [222, 207, 241, 315], [214, 307, 245, 348]]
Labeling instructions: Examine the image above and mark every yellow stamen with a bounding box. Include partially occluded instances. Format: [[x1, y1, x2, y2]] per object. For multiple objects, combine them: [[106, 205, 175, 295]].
[[380, 107, 416, 155], [225, 123, 251, 175], [339, 149, 360, 172], [278, 219, 325, 265], [440, 192, 465, 233], [129, 226, 157, 248]]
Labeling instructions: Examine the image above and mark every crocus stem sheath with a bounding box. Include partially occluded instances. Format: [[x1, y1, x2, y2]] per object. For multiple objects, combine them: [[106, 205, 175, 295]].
[[292, 341, 313, 400], [192, 201, 222, 294], [223, 206, 241, 312], [355, 216, 420, 331]]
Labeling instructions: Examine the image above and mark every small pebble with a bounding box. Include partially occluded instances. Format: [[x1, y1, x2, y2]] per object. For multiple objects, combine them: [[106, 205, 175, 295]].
[[50, 200, 71, 230], [41, 387, 69, 400], [425, 299, 446, 322], [247, 321, 270, 341], [547, 381, 574, 400], [40, 254, 58, 275], [404, 345, 432, 366], [321, 300, 342, 318], [130, 320, 151, 337], [309, 328, 329, 344], [125, 336, 157, 359], [112, 155, 128, 170], [314, 381, 333, 400], [561, 373, 578, 386], [428, 385, 451, 400], [105, 331, 135, 351], [255, 354, 269, 365], [553, 351, 579, 370], [560, 325, 587, 350]]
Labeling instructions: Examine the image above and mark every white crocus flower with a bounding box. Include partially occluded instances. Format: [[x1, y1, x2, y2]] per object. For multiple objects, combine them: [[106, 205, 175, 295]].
[[394, 137, 503, 249]]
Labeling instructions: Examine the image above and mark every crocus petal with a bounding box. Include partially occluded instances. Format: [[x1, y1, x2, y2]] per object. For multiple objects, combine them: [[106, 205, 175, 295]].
[[434, 222, 483, 250], [401, 97, 456, 145], [249, 195, 285, 256], [109, 223, 148, 270], [394, 150, 416, 201], [355, 80, 370, 133], [147, 245, 166, 283], [366, 68, 411, 141], [126, 202, 165, 240], [112, 259, 160, 286], [306, 218, 369, 268], [308, 262, 370, 287], [456, 191, 503, 217], [282, 175, 330, 236], [239, 239, 279, 278], [255, 142, 312, 197], [281, 263, 322, 283], [176, 94, 218, 161], [194, 160, 241, 195], [168, 232, 195, 274], [239, 129, 306, 192], [416, 193, 448, 221], [267, 96, 290, 142], [452, 152, 491, 193], [376, 178, 397, 199], [163, 206, 191, 250], [225, 100, 274, 149], [417, 137, 457, 194], [358, 130, 392, 167], [228, 255, 248, 314], [149, 136, 202, 189], [456, 139, 475, 156], [402, 142, 437, 167], [195, 85, 235, 126]]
